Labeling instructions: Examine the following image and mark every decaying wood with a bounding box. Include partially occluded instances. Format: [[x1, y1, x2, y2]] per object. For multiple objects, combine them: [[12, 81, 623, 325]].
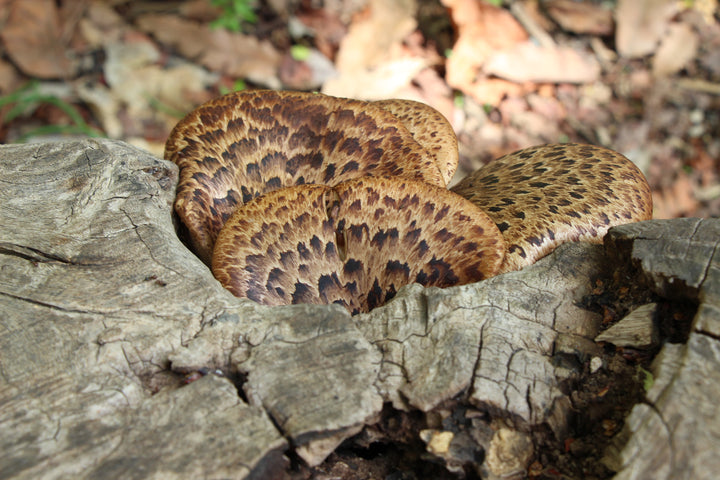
[[0, 141, 286, 479], [1, 140, 718, 479], [602, 219, 720, 480], [595, 303, 659, 348]]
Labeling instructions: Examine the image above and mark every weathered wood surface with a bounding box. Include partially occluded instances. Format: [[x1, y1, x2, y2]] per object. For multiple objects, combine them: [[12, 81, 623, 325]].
[[0, 141, 289, 479], [0, 140, 718, 479], [602, 219, 720, 480]]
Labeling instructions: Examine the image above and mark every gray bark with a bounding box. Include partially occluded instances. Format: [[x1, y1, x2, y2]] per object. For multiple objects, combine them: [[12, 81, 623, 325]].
[[602, 219, 720, 480], [1, 140, 718, 479]]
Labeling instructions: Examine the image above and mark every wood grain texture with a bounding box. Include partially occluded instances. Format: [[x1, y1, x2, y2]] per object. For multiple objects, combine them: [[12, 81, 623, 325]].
[[3, 141, 717, 479], [602, 218, 720, 480], [212, 176, 505, 314], [0, 140, 288, 479], [451, 143, 653, 273], [165, 90, 456, 263]]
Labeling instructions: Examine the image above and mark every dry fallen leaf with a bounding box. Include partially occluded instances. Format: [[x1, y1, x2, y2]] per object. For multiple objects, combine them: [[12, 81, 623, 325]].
[[652, 171, 699, 218], [279, 48, 337, 91], [75, 83, 123, 138], [77, 2, 127, 47], [0, 58, 22, 94], [652, 22, 699, 77], [333, 0, 417, 73], [442, 0, 528, 104], [0, 0, 76, 78], [100, 39, 218, 139], [323, 0, 433, 100], [700, 49, 720, 76], [484, 43, 600, 84], [615, 0, 678, 58], [544, 0, 614, 36], [136, 14, 281, 89], [179, 0, 223, 22], [294, 7, 347, 59], [402, 67, 455, 122], [322, 57, 428, 99]]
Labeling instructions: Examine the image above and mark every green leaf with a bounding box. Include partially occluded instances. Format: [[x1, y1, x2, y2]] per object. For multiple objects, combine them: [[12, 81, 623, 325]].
[[209, 0, 257, 32], [233, 79, 247, 91], [290, 45, 311, 61], [453, 93, 465, 109], [638, 366, 655, 392]]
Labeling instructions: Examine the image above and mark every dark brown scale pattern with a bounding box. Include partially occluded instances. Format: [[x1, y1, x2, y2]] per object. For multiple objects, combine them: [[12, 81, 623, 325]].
[[371, 99, 458, 185], [450, 143, 653, 273], [212, 176, 505, 314], [165, 90, 457, 263]]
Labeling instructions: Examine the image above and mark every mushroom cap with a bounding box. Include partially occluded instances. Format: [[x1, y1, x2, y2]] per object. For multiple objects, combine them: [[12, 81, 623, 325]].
[[372, 99, 459, 185], [164, 89, 449, 263], [212, 176, 506, 314], [451, 143, 653, 273]]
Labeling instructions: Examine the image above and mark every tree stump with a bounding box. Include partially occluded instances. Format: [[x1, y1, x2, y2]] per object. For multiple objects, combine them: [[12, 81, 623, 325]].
[[1, 140, 718, 479]]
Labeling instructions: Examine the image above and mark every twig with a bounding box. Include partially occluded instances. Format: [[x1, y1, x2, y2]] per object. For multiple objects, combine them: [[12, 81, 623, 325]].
[[509, 2, 555, 48], [676, 78, 720, 95]]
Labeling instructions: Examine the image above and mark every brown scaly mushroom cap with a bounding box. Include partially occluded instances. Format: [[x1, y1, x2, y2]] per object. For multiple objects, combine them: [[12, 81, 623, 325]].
[[371, 99, 459, 186], [164, 90, 458, 263], [212, 176, 506, 315], [451, 143, 653, 273]]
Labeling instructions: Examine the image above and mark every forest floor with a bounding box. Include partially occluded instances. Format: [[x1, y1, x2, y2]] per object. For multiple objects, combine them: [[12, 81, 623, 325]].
[[0, 0, 718, 219]]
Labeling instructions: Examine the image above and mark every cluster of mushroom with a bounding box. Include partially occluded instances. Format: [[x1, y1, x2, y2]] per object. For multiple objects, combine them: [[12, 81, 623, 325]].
[[164, 90, 653, 314]]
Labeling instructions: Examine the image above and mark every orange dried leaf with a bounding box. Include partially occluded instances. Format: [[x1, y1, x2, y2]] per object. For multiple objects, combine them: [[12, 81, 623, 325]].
[[0, 0, 75, 78]]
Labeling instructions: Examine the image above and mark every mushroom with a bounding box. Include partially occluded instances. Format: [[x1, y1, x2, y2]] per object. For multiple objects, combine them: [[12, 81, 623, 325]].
[[212, 176, 506, 314], [371, 98, 459, 185], [165, 90, 654, 313], [164, 90, 457, 263], [450, 143, 653, 273]]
